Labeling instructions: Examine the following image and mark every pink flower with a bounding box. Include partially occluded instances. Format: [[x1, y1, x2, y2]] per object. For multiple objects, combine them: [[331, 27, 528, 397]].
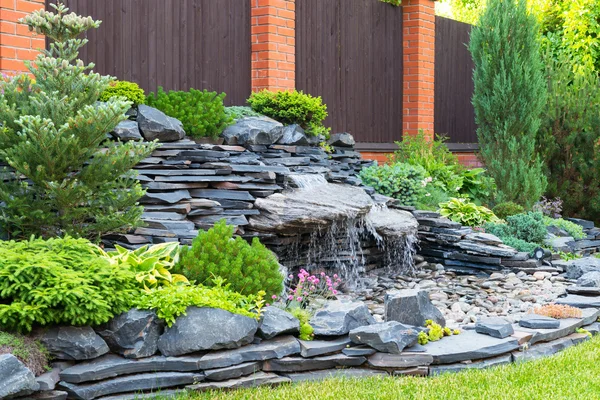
[[321, 272, 326, 276], [333, 290, 338, 295], [333, 274, 338, 279], [328, 287, 333, 291], [287, 295, 294, 301], [297, 297, 303, 302], [266, 303, 270, 307], [288, 274, 293, 279], [271, 295, 277, 300]]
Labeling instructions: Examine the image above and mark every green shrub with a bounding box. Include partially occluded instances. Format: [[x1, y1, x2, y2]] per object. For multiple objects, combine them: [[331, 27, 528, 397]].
[[288, 308, 314, 341], [174, 220, 283, 298], [0, 331, 49, 375], [460, 167, 496, 205], [438, 198, 500, 227], [485, 212, 548, 254], [492, 202, 525, 220], [470, 0, 547, 207], [359, 163, 426, 207], [247, 90, 329, 137], [100, 80, 146, 105], [101, 242, 189, 290], [543, 217, 586, 240], [224, 106, 263, 120], [0, 237, 138, 332], [416, 186, 451, 211], [134, 280, 264, 327], [147, 87, 232, 138], [0, 5, 156, 240]]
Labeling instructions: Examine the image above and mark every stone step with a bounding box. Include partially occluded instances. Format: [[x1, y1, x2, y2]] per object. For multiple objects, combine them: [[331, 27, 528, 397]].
[[428, 354, 512, 376], [512, 333, 589, 363], [186, 371, 289, 392]]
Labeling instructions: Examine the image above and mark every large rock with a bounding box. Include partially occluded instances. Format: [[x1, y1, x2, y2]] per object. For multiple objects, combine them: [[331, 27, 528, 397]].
[[565, 257, 600, 280], [475, 317, 514, 339], [137, 105, 185, 142], [110, 120, 142, 141], [425, 330, 519, 364], [157, 307, 259, 356], [249, 183, 374, 233], [310, 301, 376, 336], [384, 289, 445, 327], [366, 208, 419, 238], [577, 271, 600, 287], [221, 116, 284, 145], [298, 337, 352, 357], [349, 322, 419, 354], [0, 354, 39, 398], [59, 372, 204, 400], [277, 124, 309, 145], [327, 133, 355, 147], [518, 314, 560, 329], [97, 309, 162, 359], [258, 307, 300, 340], [39, 327, 109, 361]]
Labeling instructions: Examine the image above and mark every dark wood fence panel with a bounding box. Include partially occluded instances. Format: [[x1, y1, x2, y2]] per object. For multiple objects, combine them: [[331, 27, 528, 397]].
[[296, 0, 403, 146], [50, 0, 251, 106], [435, 16, 477, 144]]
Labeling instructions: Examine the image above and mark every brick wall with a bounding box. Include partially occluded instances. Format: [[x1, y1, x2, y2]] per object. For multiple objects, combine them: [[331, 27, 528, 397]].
[[0, 0, 44, 74], [361, 150, 484, 169], [250, 0, 295, 92], [402, 0, 435, 139]]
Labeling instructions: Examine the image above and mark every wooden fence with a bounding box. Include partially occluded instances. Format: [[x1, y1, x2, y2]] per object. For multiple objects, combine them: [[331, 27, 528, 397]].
[[434, 16, 477, 145], [295, 0, 404, 148], [51, 0, 252, 106]]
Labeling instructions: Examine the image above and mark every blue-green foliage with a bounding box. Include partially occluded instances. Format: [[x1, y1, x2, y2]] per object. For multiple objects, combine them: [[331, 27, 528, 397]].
[[485, 212, 548, 254], [543, 217, 586, 240], [359, 162, 426, 207]]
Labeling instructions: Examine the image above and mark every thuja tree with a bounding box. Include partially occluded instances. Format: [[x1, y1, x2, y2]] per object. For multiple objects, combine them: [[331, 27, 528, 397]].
[[0, 4, 157, 239], [469, 0, 547, 208]]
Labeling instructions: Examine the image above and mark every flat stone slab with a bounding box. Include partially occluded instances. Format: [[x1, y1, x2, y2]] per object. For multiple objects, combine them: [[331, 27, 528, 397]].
[[342, 345, 377, 357], [428, 354, 512, 376], [518, 314, 560, 329], [512, 334, 589, 363], [566, 286, 600, 296], [512, 310, 599, 345], [195, 335, 300, 370], [187, 372, 289, 392], [475, 317, 514, 339], [27, 390, 69, 400], [556, 294, 600, 308], [424, 330, 519, 364], [59, 354, 203, 383], [283, 368, 387, 383], [367, 352, 433, 369], [59, 372, 204, 400], [98, 390, 180, 400], [298, 336, 352, 358], [203, 361, 262, 381], [263, 354, 366, 372]]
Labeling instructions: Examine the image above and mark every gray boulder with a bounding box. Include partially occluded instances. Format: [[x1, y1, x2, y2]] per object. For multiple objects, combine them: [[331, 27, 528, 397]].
[[475, 317, 514, 339], [349, 321, 419, 354], [137, 105, 185, 142], [310, 300, 376, 336], [327, 133, 355, 147], [0, 354, 39, 398], [110, 120, 142, 141], [565, 257, 600, 280], [221, 116, 283, 145], [384, 289, 445, 327], [277, 124, 309, 145], [365, 208, 419, 238], [157, 307, 259, 356], [577, 271, 600, 287], [518, 314, 560, 329], [258, 307, 300, 339], [97, 309, 163, 359], [39, 326, 109, 360]]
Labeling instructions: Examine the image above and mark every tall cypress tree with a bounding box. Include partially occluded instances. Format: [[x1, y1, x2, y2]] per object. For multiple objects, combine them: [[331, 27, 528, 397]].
[[469, 0, 547, 208]]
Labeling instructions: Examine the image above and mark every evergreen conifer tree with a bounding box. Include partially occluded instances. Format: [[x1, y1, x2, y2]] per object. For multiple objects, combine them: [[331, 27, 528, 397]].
[[0, 3, 158, 239], [469, 0, 547, 208]]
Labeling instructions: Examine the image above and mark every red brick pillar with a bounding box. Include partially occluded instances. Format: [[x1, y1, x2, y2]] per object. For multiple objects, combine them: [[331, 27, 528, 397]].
[[0, 0, 45, 74], [250, 0, 295, 92], [402, 0, 436, 139]]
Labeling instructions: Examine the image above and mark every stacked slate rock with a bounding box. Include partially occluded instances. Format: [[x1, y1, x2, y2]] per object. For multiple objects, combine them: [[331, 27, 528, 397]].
[[412, 210, 548, 275], [103, 112, 375, 248], [545, 218, 600, 255]]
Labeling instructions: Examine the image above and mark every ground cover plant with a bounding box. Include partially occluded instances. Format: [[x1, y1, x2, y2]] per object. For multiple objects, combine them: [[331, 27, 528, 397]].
[[147, 87, 232, 139], [174, 220, 284, 299], [0, 331, 49, 375], [247, 90, 330, 137], [100, 80, 146, 105], [485, 212, 548, 254], [178, 335, 600, 400], [0, 4, 156, 240], [470, 0, 547, 208]]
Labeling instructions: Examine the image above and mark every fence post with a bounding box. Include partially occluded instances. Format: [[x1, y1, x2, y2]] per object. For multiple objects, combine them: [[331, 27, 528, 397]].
[[0, 0, 45, 74], [250, 0, 296, 92], [402, 0, 436, 139]]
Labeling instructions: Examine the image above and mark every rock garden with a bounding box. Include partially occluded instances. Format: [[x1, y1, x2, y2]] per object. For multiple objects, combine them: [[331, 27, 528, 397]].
[[2, 2, 600, 400]]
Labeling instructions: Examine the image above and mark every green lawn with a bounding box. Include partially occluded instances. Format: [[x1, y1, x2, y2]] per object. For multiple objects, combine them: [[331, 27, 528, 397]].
[[179, 336, 600, 400]]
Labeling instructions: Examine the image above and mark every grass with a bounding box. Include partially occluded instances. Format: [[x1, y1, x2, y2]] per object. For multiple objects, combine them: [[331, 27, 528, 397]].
[[176, 335, 600, 400]]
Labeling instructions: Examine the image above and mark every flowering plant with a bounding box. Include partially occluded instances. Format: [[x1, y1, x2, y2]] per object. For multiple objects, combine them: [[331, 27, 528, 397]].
[[271, 269, 342, 310]]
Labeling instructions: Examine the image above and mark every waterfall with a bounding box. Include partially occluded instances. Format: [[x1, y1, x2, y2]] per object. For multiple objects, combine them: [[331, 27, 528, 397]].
[[288, 173, 328, 189]]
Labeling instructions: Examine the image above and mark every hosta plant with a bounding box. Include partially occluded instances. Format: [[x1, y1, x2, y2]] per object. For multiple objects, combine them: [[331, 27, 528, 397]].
[[101, 242, 189, 290], [438, 198, 500, 227]]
